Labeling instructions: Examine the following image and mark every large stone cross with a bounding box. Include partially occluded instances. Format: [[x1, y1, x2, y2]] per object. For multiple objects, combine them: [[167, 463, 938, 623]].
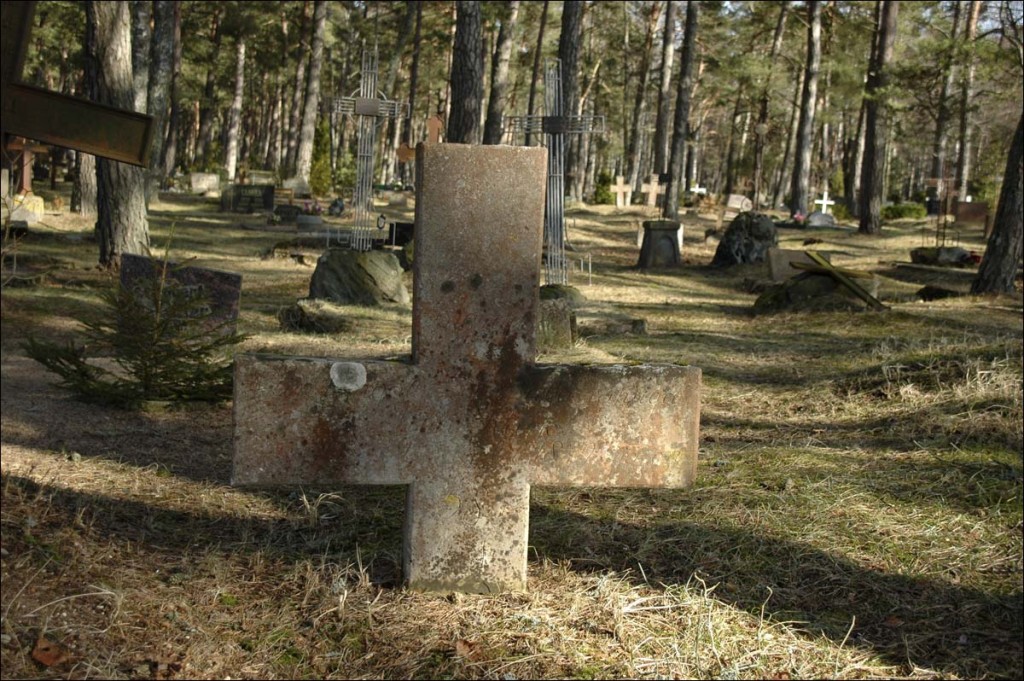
[[233, 144, 700, 593], [332, 47, 407, 250]]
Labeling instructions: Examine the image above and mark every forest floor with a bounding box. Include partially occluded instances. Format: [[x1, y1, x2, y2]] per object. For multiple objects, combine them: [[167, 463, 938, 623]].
[[1, 187, 1022, 680]]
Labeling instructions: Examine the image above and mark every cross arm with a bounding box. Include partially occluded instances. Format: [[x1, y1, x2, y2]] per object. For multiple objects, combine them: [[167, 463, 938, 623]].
[[520, 364, 700, 487], [232, 354, 421, 487]]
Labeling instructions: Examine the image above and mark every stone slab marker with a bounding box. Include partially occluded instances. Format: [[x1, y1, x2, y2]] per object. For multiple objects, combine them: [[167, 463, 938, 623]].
[[233, 144, 701, 593]]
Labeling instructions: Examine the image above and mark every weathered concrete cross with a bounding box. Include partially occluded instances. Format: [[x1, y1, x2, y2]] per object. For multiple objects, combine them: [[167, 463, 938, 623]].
[[233, 144, 700, 593], [611, 175, 632, 208], [641, 174, 667, 208]]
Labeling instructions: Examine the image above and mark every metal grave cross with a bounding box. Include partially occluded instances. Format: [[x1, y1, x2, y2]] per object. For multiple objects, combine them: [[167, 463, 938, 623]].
[[611, 175, 632, 208], [640, 174, 667, 208], [813, 188, 835, 215], [233, 144, 700, 594], [1, 1, 154, 167], [505, 59, 604, 286], [332, 47, 407, 251]]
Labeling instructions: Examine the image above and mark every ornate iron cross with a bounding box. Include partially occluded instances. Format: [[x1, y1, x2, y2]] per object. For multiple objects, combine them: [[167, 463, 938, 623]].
[[506, 59, 604, 286], [332, 47, 407, 251]]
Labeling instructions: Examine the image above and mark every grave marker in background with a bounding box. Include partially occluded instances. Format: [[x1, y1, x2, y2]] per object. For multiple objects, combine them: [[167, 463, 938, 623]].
[[221, 184, 275, 213], [640, 174, 666, 207], [333, 47, 407, 251], [233, 144, 700, 593], [611, 175, 632, 208], [120, 254, 243, 335], [506, 58, 605, 285]]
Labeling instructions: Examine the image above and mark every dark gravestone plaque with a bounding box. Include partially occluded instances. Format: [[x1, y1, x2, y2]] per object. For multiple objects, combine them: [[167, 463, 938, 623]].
[[274, 204, 303, 223], [120, 254, 243, 335], [221, 184, 275, 213]]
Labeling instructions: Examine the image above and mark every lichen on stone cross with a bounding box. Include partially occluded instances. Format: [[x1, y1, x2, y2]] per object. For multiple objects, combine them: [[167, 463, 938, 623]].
[[233, 143, 701, 594]]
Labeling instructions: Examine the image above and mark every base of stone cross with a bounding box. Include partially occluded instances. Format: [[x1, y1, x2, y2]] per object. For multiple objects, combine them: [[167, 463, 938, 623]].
[[637, 220, 684, 268]]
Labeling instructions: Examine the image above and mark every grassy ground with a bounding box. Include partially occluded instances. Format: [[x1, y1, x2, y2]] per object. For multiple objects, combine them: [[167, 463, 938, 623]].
[[1, 189, 1021, 679]]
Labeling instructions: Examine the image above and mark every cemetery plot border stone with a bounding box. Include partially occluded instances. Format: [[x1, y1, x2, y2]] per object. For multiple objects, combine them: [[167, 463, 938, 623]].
[[537, 299, 577, 351]]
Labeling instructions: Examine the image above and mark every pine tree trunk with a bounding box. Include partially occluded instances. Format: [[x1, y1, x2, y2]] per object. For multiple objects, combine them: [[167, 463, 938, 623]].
[[145, 1, 175, 196], [295, 1, 326, 184], [844, 95, 866, 217], [266, 80, 283, 171], [929, 1, 961, 201], [402, 2, 423, 186], [772, 69, 803, 209], [195, 8, 222, 168], [625, 2, 661, 192], [663, 0, 698, 219], [224, 38, 245, 182], [448, 1, 484, 144], [971, 113, 1023, 294], [285, 2, 311, 176], [956, 0, 981, 197], [789, 0, 821, 217], [525, 0, 549, 147], [162, 1, 182, 180], [652, 0, 676, 175], [87, 1, 149, 269], [483, 1, 520, 144], [131, 0, 150, 113], [72, 152, 97, 217], [859, 0, 898, 235], [753, 2, 788, 210], [559, 0, 585, 201]]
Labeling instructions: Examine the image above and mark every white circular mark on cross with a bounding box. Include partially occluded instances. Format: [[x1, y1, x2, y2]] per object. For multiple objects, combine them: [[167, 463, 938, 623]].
[[331, 362, 367, 392]]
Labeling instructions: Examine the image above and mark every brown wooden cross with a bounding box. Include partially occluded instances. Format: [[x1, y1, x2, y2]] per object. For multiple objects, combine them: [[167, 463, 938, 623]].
[[233, 144, 701, 593], [1, 2, 154, 168]]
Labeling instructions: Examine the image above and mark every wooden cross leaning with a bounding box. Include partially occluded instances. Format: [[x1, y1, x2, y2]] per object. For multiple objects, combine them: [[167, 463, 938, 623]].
[[1, 1, 154, 168]]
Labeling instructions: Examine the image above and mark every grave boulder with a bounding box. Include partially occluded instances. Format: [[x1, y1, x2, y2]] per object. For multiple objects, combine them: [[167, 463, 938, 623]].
[[539, 284, 587, 308], [710, 212, 778, 268], [309, 249, 410, 306], [805, 211, 837, 228]]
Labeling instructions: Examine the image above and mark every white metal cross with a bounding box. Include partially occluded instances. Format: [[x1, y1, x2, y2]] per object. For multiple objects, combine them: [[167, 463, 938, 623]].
[[814, 188, 835, 214]]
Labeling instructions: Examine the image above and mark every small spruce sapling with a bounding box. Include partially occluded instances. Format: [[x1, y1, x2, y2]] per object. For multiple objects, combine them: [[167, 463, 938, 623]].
[[24, 238, 246, 408]]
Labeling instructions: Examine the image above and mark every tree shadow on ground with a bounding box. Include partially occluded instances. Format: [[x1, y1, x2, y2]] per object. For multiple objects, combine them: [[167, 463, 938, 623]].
[[2, 472, 1018, 679], [528, 499, 1022, 679]]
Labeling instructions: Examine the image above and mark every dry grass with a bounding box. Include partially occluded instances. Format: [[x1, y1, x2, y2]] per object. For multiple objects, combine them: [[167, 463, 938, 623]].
[[1, 193, 1021, 679]]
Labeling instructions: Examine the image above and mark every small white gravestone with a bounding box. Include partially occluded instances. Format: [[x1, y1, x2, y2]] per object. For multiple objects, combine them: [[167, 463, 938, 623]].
[[190, 172, 220, 195]]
